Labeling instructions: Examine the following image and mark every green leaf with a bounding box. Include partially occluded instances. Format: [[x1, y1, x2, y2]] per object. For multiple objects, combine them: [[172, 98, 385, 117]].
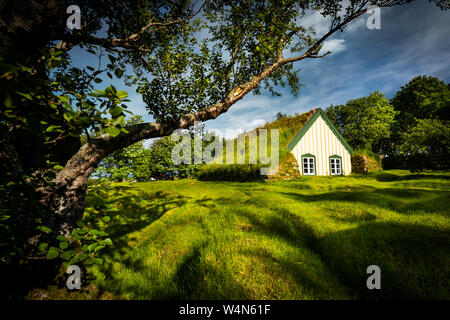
[[59, 242, 69, 249], [38, 242, 48, 251], [89, 229, 99, 236], [88, 243, 98, 252], [46, 125, 62, 133], [53, 165, 64, 170], [117, 91, 128, 99], [56, 235, 67, 242], [68, 255, 80, 265], [104, 126, 121, 137], [94, 245, 105, 253], [16, 92, 33, 100], [104, 238, 113, 246], [46, 247, 60, 260], [101, 216, 111, 222], [38, 226, 52, 233], [114, 69, 124, 79], [109, 106, 123, 117], [79, 229, 89, 235], [58, 95, 69, 103], [4, 94, 12, 107], [60, 250, 75, 260], [97, 231, 107, 237], [80, 253, 88, 260], [76, 219, 85, 228]]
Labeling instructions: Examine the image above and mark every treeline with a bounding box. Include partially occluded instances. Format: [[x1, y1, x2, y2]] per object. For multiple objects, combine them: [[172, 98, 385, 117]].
[[325, 75, 449, 170], [93, 115, 205, 181]]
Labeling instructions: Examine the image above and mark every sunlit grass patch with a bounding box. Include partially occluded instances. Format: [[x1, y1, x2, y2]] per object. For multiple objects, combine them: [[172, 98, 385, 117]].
[[83, 170, 450, 300]]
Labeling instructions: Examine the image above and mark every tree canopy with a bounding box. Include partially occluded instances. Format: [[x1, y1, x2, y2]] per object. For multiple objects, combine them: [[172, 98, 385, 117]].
[[326, 91, 397, 152], [391, 75, 450, 142]]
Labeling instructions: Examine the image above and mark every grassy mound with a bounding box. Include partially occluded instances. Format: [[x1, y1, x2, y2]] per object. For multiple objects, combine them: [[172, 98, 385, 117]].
[[207, 110, 315, 181], [351, 149, 382, 173]]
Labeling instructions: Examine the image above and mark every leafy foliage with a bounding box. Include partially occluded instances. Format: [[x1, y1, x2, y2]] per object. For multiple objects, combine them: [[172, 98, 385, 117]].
[[384, 76, 450, 169], [196, 163, 266, 182], [0, 50, 129, 264], [94, 123, 208, 181], [391, 75, 450, 146], [147, 135, 202, 179], [325, 91, 397, 152], [397, 118, 450, 169], [134, 0, 319, 121], [94, 115, 152, 182]]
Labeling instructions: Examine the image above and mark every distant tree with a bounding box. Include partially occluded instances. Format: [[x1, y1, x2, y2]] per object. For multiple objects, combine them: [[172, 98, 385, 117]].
[[399, 118, 450, 168], [326, 91, 397, 153], [147, 131, 214, 179], [94, 115, 151, 182], [391, 75, 450, 151]]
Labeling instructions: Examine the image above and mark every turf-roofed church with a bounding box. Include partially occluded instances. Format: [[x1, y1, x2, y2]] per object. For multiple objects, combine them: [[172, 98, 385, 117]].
[[287, 108, 353, 176]]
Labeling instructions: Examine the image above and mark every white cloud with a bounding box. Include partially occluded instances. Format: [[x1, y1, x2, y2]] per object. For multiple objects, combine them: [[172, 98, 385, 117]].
[[320, 39, 346, 54], [301, 10, 330, 36]]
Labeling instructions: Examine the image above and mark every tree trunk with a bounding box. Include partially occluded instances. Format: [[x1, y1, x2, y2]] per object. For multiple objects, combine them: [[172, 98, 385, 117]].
[[37, 142, 107, 235]]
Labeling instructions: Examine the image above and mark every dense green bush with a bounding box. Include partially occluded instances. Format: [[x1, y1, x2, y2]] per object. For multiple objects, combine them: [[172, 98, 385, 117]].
[[383, 154, 449, 171], [195, 164, 267, 182]]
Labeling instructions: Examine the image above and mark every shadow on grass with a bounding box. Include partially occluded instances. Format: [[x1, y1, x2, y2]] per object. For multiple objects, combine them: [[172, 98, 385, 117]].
[[236, 206, 317, 246], [100, 240, 254, 300], [281, 186, 450, 216], [88, 187, 187, 239], [314, 222, 450, 299], [374, 172, 450, 182], [93, 195, 325, 299], [170, 243, 251, 299], [86, 186, 189, 298], [87, 184, 450, 300]]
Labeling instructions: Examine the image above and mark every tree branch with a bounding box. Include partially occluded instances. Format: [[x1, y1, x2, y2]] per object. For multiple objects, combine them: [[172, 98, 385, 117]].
[[54, 0, 208, 53]]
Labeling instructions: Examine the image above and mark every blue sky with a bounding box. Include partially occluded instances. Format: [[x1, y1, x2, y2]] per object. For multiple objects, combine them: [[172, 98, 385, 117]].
[[70, 1, 450, 143]]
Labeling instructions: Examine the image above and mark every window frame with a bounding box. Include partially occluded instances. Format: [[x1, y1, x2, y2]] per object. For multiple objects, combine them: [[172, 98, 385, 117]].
[[329, 155, 343, 175], [301, 153, 317, 176]]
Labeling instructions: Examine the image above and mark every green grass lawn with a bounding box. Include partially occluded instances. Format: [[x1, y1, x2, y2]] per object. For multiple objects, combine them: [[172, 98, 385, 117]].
[[80, 170, 450, 300]]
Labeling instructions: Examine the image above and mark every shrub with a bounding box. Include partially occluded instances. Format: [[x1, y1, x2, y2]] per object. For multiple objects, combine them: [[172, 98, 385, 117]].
[[195, 164, 267, 182], [382, 154, 449, 171], [351, 149, 382, 174]]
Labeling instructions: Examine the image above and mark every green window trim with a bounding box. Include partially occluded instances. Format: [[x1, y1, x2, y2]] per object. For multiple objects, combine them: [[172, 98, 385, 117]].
[[329, 154, 343, 176], [301, 153, 316, 176]]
